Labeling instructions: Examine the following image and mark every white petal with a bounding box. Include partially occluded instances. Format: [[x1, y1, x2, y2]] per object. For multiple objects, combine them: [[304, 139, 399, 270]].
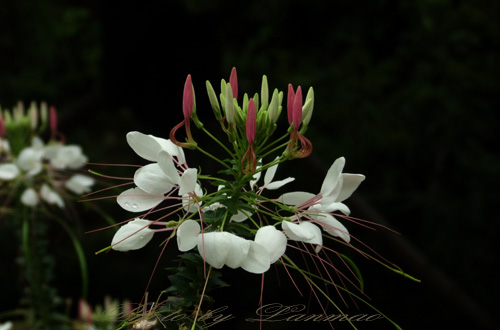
[[311, 200, 351, 215], [179, 168, 197, 196], [337, 174, 365, 202], [117, 187, 164, 212], [255, 226, 287, 263], [225, 234, 251, 269], [65, 174, 95, 195], [126, 131, 162, 161], [263, 161, 279, 186], [17, 148, 42, 176], [249, 170, 261, 189], [157, 150, 180, 184], [282, 221, 316, 241], [111, 219, 154, 251], [319, 157, 345, 199], [241, 241, 271, 274], [314, 214, 350, 243], [279, 191, 315, 206], [134, 163, 174, 195], [0, 163, 19, 180], [40, 184, 64, 208], [299, 222, 323, 252], [154, 137, 186, 165], [197, 232, 231, 269], [177, 220, 200, 252], [21, 188, 38, 207], [266, 177, 295, 190]]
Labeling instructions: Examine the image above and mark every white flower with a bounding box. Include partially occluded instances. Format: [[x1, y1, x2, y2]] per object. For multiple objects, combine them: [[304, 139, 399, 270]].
[[111, 218, 155, 251], [65, 174, 95, 195], [46, 145, 88, 169], [0, 163, 19, 180], [40, 184, 64, 208], [17, 147, 43, 176], [179, 168, 203, 213], [250, 158, 295, 191], [279, 157, 365, 243], [21, 188, 39, 207]]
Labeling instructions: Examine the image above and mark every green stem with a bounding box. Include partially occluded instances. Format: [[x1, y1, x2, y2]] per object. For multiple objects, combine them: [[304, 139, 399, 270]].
[[195, 145, 232, 170], [51, 213, 89, 299], [201, 126, 234, 157]]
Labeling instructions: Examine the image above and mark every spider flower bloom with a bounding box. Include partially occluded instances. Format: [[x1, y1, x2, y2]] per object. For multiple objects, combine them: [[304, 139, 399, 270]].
[[280, 157, 365, 243], [285, 85, 312, 159], [170, 74, 197, 149], [241, 98, 257, 174]]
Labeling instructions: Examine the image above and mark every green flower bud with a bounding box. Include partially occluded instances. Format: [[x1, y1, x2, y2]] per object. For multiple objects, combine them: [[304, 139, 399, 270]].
[[206, 80, 222, 121], [260, 75, 269, 111]]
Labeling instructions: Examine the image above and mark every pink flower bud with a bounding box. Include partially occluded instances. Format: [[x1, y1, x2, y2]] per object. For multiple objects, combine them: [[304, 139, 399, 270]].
[[50, 106, 58, 136], [183, 74, 194, 119], [0, 114, 5, 138], [229, 67, 238, 100], [293, 86, 303, 131], [287, 84, 295, 126], [246, 98, 256, 144]]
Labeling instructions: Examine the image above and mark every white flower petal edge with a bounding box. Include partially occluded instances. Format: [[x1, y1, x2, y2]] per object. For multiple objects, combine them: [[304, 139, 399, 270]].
[[134, 163, 175, 195], [197, 232, 232, 269], [112, 219, 154, 251], [0, 163, 19, 180], [241, 241, 271, 274], [117, 187, 164, 212], [126, 131, 162, 162], [254, 226, 287, 263], [40, 184, 64, 208], [65, 174, 95, 195], [177, 220, 201, 252], [21, 188, 38, 207], [313, 214, 350, 243]]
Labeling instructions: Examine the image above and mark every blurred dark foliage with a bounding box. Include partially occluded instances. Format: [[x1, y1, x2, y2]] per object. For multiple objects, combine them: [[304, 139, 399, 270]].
[[1, 0, 499, 329]]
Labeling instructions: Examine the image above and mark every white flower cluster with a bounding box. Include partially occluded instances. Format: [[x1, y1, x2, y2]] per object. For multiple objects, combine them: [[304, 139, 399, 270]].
[[111, 131, 364, 274], [0, 103, 94, 208]]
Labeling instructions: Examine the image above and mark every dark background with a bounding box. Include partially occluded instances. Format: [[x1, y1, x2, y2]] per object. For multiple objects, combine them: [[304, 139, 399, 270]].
[[1, 1, 498, 329]]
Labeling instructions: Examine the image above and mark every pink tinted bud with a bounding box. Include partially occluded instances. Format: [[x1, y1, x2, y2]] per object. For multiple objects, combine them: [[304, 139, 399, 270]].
[[183, 74, 194, 119], [229, 67, 238, 100], [246, 98, 256, 144], [287, 84, 295, 126], [0, 114, 5, 138], [50, 106, 58, 135], [293, 86, 303, 131]]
